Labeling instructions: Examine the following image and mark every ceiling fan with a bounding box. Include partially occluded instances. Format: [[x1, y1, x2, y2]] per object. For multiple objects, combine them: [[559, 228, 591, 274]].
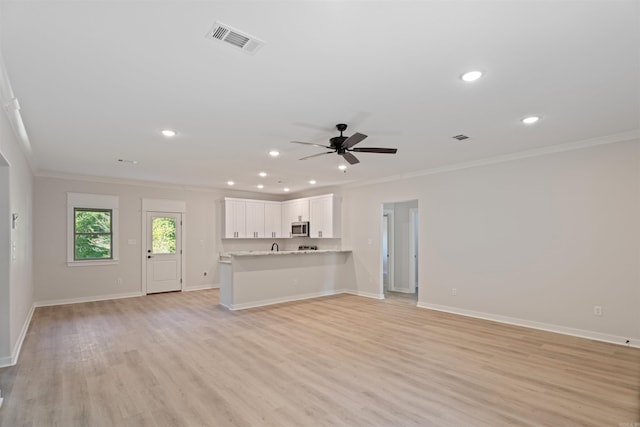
[[291, 123, 398, 165]]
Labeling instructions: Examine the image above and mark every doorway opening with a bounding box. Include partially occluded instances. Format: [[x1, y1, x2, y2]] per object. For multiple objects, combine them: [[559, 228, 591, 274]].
[[381, 200, 419, 304]]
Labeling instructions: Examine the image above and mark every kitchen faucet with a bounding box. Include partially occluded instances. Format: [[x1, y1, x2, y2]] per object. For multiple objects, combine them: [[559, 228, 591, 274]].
[[271, 242, 279, 252]]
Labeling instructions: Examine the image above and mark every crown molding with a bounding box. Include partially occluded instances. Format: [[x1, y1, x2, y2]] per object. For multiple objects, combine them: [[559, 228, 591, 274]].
[[34, 170, 225, 192], [34, 170, 291, 200], [34, 130, 639, 195], [343, 130, 640, 190]]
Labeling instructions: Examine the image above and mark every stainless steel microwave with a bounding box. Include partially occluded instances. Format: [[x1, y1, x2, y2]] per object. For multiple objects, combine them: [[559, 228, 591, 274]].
[[291, 221, 309, 237]]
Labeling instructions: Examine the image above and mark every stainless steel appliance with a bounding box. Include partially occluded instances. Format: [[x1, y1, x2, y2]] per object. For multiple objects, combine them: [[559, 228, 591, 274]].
[[298, 245, 317, 250], [291, 221, 309, 237]]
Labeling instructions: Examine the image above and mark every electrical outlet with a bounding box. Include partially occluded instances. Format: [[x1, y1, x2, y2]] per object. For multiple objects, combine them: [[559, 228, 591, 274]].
[[593, 305, 602, 316], [451, 288, 457, 296], [116, 277, 123, 285]]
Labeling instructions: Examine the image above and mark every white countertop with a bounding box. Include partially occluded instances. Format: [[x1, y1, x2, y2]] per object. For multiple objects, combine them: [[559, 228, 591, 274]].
[[220, 249, 351, 258]]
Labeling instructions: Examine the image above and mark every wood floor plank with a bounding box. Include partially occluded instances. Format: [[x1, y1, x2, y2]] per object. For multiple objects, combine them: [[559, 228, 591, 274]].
[[1, 289, 638, 426]]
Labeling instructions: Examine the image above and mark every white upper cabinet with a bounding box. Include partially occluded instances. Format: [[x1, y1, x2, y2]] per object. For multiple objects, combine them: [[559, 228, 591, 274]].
[[264, 202, 282, 238], [223, 198, 246, 238], [309, 194, 341, 238], [281, 199, 310, 237], [223, 195, 337, 239], [245, 201, 265, 238]]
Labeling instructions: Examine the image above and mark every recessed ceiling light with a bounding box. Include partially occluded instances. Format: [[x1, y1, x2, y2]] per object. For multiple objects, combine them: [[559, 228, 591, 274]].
[[461, 70, 483, 82], [257, 184, 264, 189], [521, 116, 540, 124], [269, 150, 280, 157], [259, 172, 267, 177], [338, 165, 347, 170], [309, 180, 316, 185], [283, 187, 290, 192], [161, 129, 176, 137], [227, 181, 235, 186]]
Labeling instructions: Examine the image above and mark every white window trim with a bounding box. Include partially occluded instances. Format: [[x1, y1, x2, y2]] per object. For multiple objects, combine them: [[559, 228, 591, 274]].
[[67, 192, 119, 267]]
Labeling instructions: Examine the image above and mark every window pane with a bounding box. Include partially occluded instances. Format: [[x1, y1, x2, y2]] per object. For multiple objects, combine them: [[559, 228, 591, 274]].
[[75, 234, 112, 259], [152, 217, 177, 254], [75, 210, 111, 233]]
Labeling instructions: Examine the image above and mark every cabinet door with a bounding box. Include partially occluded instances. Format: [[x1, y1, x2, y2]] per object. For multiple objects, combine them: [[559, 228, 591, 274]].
[[224, 199, 246, 238], [281, 202, 295, 237], [309, 195, 340, 238], [245, 201, 265, 238], [310, 197, 330, 238], [297, 200, 310, 222], [264, 202, 282, 238]]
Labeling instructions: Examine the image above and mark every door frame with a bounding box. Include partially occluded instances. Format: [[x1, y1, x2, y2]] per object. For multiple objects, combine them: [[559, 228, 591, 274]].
[[409, 207, 418, 294], [382, 209, 395, 292], [141, 199, 186, 294]]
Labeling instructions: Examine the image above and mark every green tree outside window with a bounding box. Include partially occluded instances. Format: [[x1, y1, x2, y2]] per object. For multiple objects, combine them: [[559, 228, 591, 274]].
[[152, 217, 177, 254], [74, 209, 112, 260]]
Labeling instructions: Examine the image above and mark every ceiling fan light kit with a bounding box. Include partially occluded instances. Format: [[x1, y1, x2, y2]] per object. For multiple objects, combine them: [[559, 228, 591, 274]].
[[291, 123, 398, 165]]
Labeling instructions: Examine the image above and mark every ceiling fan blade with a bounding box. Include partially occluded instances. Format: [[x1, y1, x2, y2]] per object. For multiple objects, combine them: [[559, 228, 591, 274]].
[[291, 141, 331, 149], [341, 152, 360, 165], [343, 132, 368, 149], [299, 151, 334, 160], [351, 147, 398, 154]]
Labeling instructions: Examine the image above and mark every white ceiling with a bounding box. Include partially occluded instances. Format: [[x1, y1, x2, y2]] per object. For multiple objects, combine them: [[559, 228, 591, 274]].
[[2, 1, 639, 194]]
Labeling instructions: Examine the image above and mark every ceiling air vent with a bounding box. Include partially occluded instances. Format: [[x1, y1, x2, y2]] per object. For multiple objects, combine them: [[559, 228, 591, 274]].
[[205, 22, 265, 55], [452, 134, 470, 141]]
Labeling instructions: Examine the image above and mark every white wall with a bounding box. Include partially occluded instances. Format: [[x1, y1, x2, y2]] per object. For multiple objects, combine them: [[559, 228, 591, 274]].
[[33, 177, 340, 303], [342, 139, 640, 344], [34, 177, 221, 302], [0, 157, 9, 363], [0, 99, 34, 366]]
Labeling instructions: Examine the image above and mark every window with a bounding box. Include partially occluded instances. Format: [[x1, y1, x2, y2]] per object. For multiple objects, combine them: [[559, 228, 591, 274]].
[[151, 216, 177, 254], [67, 193, 119, 266], [74, 208, 113, 260]]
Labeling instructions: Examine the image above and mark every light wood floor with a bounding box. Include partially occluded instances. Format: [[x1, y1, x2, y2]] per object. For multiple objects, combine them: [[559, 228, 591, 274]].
[[0, 290, 638, 426]]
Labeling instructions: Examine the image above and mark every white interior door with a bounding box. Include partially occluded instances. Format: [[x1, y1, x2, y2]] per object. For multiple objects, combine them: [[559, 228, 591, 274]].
[[146, 212, 182, 294]]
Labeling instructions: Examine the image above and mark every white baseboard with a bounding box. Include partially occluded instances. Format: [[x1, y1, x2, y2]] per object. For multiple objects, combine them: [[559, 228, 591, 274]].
[[183, 283, 218, 292], [0, 303, 36, 368], [418, 302, 639, 349], [35, 291, 144, 308], [224, 289, 347, 310], [344, 289, 385, 300], [0, 355, 11, 368]]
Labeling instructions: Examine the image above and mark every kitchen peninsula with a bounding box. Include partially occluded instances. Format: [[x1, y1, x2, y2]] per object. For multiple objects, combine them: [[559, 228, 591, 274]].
[[219, 249, 354, 310]]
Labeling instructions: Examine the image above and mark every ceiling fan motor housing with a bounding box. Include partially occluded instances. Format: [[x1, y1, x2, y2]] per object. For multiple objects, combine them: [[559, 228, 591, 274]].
[[330, 136, 348, 151]]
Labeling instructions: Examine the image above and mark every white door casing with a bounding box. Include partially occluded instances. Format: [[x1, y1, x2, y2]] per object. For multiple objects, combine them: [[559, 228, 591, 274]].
[[409, 207, 419, 294], [382, 208, 395, 293], [146, 212, 182, 294]]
